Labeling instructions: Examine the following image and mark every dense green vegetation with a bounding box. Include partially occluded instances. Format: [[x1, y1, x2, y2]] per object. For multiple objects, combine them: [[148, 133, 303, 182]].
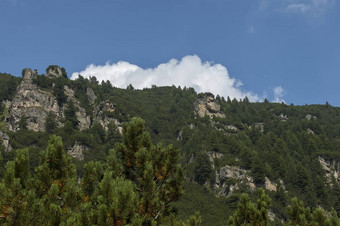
[[0, 73, 21, 102], [1, 69, 340, 225], [0, 117, 201, 225]]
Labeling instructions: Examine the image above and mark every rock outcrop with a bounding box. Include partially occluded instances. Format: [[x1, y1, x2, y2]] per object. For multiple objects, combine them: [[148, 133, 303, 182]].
[[67, 143, 88, 161], [214, 164, 282, 196], [215, 165, 255, 197], [305, 114, 317, 120], [46, 65, 63, 78], [63, 85, 91, 130], [0, 130, 12, 152], [95, 101, 122, 133], [86, 87, 97, 104], [6, 68, 61, 132], [318, 156, 340, 183], [195, 93, 225, 118], [279, 113, 288, 121], [207, 151, 224, 169]]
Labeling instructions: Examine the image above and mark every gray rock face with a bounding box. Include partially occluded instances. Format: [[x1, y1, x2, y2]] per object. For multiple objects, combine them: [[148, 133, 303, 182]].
[[214, 165, 282, 197], [22, 68, 37, 81], [215, 165, 255, 197], [67, 143, 88, 161], [46, 65, 63, 78], [195, 93, 225, 118], [319, 156, 340, 183], [6, 70, 60, 131], [279, 113, 288, 121], [0, 130, 12, 152], [305, 114, 317, 120], [86, 87, 97, 104], [207, 151, 224, 169], [95, 101, 122, 133], [63, 85, 91, 131]]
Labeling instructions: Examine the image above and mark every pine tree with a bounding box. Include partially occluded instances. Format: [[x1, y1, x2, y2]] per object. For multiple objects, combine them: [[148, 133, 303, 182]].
[[64, 100, 79, 129], [228, 189, 271, 226], [194, 152, 212, 185], [45, 111, 57, 134], [114, 117, 184, 224], [0, 149, 37, 225], [34, 135, 82, 224]]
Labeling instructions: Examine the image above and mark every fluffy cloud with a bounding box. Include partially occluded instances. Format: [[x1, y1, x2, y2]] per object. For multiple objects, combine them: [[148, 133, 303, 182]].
[[273, 86, 286, 103], [71, 55, 260, 101]]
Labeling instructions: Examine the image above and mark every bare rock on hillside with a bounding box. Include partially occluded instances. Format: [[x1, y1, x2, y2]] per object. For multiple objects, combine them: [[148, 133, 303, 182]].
[[6, 69, 61, 132], [319, 156, 340, 183], [195, 93, 225, 118], [67, 143, 88, 161], [46, 65, 63, 78], [0, 130, 12, 152]]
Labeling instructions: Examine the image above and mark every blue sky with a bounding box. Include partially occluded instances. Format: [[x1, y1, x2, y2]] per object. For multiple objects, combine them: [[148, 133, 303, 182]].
[[0, 0, 339, 105]]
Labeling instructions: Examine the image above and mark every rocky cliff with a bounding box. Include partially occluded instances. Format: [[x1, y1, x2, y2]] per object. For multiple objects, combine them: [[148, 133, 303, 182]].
[[6, 68, 61, 132], [319, 156, 340, 183], [3, 66, 123, 138]]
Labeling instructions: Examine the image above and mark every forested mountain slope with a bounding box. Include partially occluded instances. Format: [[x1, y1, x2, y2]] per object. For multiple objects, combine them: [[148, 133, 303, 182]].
[[1, 66, 340, 225]]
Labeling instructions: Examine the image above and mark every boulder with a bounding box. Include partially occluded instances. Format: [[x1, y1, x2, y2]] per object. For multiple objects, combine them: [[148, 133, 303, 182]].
[[194, 93, 225, 118], [86, 87, 97, 104], [0, 130, 12, 152], [67, 143, 88, 161]]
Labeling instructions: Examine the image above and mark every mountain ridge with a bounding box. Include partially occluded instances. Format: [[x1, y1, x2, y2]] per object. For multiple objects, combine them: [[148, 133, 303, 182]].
[[1, 66, 340, 224]]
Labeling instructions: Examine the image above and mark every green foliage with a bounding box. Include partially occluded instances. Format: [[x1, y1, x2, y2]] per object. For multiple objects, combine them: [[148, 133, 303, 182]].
[[45, 111, 57, 134], [52, 77, 68, 107], [0, 73, 21, 102], [114, 117, 184, 224], [0, 118, 188, 225], [1, 71, 340, 224], [33, 74, 53, 89], [194, 152, 213, 185], [228, 189, 271, 226], [286, 197, 340, 225], [64, 100, 79, 129], [91, 121, 106, 143], [18, 115, 27, 130]]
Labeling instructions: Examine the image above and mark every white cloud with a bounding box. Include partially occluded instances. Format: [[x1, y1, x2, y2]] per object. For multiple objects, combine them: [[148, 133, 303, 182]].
[[273, 86, 286, 103], [286, 3, 311, 13], [260, 0, 334, 16], [285, 0, 334, 15], [71, 55, 260, 102]]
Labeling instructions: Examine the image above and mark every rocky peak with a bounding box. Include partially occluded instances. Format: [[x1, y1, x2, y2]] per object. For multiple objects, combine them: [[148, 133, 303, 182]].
[[22, 68, 37, 82], [46, 65, 63, 78], [195, 93, 225, 118], [6, 69, 60, 132]]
